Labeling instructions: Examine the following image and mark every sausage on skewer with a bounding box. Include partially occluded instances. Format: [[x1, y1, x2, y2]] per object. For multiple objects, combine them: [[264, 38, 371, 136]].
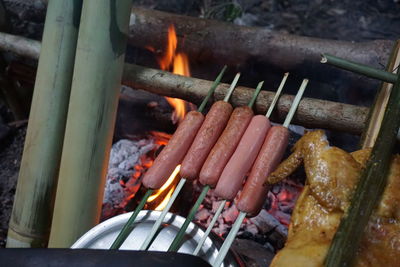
[[236, 125, 289, 216], [192, 75, 289, 256], [180, 100, 233, 180], [213, 115, 271, 200], [110, 66, 228, 250], [199, 106, 254, 187], [211, 79, 309, 267], [212, 73, 289, 201], [143, 111, 204, 189], [237, 80, 309, 217]]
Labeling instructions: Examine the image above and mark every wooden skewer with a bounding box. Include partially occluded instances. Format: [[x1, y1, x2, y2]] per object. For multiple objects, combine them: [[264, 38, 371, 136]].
[[211, 78, 308, 267]]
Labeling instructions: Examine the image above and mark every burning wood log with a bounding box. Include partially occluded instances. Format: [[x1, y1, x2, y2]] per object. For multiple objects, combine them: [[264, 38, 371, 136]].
[[122, 64, 368, 134], [0, 32, 369, 134], [129, 8, 393, 90]]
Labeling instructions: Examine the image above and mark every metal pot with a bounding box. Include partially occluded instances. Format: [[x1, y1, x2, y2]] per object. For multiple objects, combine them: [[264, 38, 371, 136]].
[[72, 210, 241, 266]]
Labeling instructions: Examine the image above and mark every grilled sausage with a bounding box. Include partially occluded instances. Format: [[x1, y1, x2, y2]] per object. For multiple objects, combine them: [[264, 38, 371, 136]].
[[180, 101, 233, 180], [237, 126, 289, 216], [199, 106, 254, 187], [214, 115, 271, 200], [142, 111, 204, 189]]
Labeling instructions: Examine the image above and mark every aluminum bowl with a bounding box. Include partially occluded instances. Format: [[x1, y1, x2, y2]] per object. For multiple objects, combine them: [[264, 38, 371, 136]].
[[72, 210, 240, 266]]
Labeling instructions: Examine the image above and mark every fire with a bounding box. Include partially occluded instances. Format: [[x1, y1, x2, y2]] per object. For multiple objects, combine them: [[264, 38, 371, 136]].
[[149, 165, 181, 210], [157, 24, 190, 124], [145, 24, 191, 209]]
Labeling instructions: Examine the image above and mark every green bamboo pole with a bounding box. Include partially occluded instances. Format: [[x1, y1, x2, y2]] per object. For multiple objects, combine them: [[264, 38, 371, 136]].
[[324, 65, 400, 266], [48, 0, 132, 248], [360, 41, 400, 148], [6, 0, 82, 248], [321, 54, 397, 83]]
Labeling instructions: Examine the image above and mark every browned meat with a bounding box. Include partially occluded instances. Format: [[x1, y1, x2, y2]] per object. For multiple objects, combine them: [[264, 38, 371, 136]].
[[266, 130, 400, 267]]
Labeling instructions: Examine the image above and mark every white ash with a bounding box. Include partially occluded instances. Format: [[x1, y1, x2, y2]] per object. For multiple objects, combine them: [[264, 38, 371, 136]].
[[102, 138, 156, 219]]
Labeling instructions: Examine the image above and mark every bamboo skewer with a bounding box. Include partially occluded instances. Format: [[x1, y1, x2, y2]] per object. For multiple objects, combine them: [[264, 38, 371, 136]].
[[6, 0, 82, 248], [266, 73, 289, 118], [168, 185, 211, 252], [192, 73, 289, 255], [212, 79, 308, 267], [135, 67, 229, 251], [110, 189, 153, 249], [193, 199, 226, 256], [166, 73, 241, 252]]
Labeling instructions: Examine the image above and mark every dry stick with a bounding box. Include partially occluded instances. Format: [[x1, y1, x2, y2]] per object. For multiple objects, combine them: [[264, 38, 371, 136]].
[[192, 73, 289, 256], [211, 79, 308, 267], [137, 68, 233, 251], [166, 73, 241, 252], [110, 65, 228, 250], [0, 32, 372, 135]]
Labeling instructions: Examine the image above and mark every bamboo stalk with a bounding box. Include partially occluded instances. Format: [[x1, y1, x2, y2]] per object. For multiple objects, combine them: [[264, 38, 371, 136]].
[[360, 41, 400, 148], [324, 69, 400, 266], [6, 0, 82, 248], [321, 54, 397, 83], [48, 0, 132, 247]]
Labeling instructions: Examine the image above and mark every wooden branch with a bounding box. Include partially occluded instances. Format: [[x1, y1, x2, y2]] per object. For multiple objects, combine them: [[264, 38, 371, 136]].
[[0, 32, 369, 134], [122, 64, 368, 134], [0, 32, 41, 59], [129, 8, 394, 88]]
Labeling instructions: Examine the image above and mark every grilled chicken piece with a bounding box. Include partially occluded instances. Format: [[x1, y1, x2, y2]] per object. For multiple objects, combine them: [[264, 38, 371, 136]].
[[266, 130, 400, 267]]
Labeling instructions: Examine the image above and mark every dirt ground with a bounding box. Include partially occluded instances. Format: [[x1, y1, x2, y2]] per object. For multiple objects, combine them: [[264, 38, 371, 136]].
[[0, 120, 24, 247]]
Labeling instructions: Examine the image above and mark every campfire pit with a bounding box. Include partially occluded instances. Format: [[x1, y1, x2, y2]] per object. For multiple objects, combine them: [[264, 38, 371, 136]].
[[101, 109, 306, 265], [0, 1, 400, 267]]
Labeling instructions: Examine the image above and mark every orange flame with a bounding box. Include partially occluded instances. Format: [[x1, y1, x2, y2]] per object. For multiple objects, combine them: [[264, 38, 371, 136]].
[[157, 24, 189, 124], [146, 25, 190, 209], [151, 165, 181, 211]]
